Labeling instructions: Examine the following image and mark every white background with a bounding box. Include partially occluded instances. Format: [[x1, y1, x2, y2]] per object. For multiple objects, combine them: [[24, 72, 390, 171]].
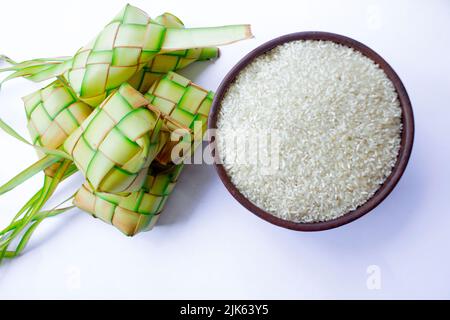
[[0, 0, 449, 299]]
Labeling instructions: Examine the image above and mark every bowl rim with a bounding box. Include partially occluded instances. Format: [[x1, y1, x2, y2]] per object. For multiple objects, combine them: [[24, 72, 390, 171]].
[[208, 31, 415, 231]]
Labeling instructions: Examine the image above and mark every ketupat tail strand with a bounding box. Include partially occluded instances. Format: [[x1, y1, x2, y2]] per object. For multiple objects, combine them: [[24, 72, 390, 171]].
[[128, 12, 220, 93]]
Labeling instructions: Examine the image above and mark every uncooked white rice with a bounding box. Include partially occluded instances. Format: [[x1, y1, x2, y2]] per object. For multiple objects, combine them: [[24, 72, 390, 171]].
[[216, 40, 402, 223]]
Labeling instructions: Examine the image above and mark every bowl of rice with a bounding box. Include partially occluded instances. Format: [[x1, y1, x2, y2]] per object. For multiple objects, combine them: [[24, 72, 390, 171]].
[[209, 32, 414, 231]]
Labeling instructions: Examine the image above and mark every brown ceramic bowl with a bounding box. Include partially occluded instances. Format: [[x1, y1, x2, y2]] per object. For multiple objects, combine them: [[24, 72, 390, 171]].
[[208, 32, 414, 231]]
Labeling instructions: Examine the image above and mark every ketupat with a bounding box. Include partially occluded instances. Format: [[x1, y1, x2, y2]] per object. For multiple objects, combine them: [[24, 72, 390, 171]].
[[0, 11, 221, 97], [23, 79, 93, 177], [145, 71, 214, 165], [64, 83, 165, 193], [1, 14, 220, 95], [2, 4, 251, 106], [24, 80, 93, 151], [74, 163, 183, 236]]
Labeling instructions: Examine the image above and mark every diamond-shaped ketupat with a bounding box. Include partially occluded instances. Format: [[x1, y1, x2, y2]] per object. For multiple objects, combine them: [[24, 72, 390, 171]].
[[11, 5, 250, 107], [145, 72, 214, 165], [64, 83, 165, 193], [74, 163, 184, 236], [22, 79, 93, 177], [0, 6, 249, 108]]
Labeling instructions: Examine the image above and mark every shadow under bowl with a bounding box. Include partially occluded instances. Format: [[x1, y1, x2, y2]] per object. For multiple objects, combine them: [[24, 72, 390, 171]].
[[208, 31, 414, 231]]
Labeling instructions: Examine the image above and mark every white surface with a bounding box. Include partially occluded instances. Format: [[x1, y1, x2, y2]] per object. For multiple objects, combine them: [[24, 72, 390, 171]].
[[0, 0, 449, 299]]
